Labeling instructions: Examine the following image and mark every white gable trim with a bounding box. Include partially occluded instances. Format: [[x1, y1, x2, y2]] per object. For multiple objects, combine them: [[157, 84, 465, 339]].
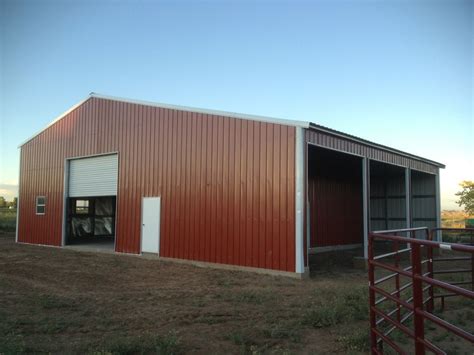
[[90, 93, 310, 128]]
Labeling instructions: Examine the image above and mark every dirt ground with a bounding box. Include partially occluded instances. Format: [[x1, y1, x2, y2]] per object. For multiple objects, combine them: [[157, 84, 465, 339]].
[[0, 232, 370, 354], [1, 232, 472, 354]]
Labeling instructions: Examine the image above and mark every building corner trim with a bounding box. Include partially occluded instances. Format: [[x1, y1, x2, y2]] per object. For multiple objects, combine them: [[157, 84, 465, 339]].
[[15, 148, 21, 243], [295, 127, 305, 273]]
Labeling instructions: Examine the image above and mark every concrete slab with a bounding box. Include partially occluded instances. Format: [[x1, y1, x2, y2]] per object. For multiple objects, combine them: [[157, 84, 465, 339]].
[[64, 241, 115, 253]]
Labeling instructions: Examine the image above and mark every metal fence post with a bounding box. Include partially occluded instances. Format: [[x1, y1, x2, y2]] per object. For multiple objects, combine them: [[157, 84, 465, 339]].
[[368, 234, 378, 354], [471, 252, 474, 292], [426, 229, 434, 313], [411, 243, 425, 354]]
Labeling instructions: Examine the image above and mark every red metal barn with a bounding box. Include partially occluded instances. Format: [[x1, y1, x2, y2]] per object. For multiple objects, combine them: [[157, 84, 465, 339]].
[[17, 94, 444, 277]]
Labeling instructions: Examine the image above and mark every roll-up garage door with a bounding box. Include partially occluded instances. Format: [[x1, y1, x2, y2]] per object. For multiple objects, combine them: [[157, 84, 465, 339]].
[[69, 154, 118, 197]]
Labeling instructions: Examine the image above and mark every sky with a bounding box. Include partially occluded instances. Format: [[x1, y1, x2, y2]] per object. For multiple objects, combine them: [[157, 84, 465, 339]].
[[0, 0, 472, 209]]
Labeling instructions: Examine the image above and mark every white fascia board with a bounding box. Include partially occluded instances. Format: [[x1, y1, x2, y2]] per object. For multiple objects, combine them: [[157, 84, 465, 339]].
[[90, 93, 311, 129]]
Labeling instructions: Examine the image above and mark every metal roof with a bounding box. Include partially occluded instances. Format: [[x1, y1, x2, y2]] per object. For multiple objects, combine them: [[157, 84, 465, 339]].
[[308, 123, 445, 168], [19, 93, 445, 168]]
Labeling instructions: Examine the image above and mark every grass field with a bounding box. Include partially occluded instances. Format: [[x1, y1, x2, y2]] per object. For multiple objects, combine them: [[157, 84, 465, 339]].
[[1, 231, 472, 354]]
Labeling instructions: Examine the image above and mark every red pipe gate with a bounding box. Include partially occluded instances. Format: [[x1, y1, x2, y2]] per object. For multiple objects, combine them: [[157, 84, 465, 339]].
[[368, 227, 474, 354]]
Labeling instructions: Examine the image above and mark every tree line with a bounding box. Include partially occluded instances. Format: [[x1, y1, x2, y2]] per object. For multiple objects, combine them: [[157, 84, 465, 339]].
[[0, 197, 17, 209]]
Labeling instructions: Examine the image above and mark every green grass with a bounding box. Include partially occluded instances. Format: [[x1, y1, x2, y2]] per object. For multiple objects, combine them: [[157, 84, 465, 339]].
[[302, 285, 369, 328], [0, 208, 16, 232], [90, 332, 182, 355], [337, 328, 370, 352], [221, 289, 276, 305], [0, 333, 27, 354], [36, 294, 76, 310], [262, 321, 302, 343], [225, 331, 254, 346]]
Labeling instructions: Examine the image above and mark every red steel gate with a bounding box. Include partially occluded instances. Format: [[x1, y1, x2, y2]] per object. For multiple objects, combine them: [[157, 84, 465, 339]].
[[368, 227, 474, 354]]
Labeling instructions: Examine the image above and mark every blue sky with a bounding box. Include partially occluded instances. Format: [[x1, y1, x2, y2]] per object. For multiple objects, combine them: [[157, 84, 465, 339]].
[[0, 0, 472, 209]]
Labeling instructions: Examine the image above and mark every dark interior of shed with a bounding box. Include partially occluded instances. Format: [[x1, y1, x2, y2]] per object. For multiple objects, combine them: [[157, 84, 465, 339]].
[[369, 163, 437, 234], [66, 196, 116, 246], [307, 145, 363, 250], [410, 170, 437, 230], [369, 161, 407, 232]]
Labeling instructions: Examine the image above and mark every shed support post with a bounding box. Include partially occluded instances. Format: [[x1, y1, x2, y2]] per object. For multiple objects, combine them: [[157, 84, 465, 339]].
[[295, 127, 305, 275], [435, 170, 441, 242], [405, 168, 411, 230], [363, 158, 369, 260]]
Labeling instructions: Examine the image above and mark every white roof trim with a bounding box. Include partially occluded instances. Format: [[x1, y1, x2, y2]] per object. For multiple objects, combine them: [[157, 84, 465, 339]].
[[19, 93, 311, 147], [90, 93, 311, 128]]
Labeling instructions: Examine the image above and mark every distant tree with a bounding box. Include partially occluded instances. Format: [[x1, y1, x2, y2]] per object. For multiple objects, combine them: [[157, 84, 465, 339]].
[[0, 196, 5, 208], [13, 197, 18, 209], [456, 181, 474, 215]]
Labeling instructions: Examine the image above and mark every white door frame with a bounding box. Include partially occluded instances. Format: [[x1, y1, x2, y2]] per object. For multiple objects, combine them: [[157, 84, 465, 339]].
[[140, 196, 161, 254]]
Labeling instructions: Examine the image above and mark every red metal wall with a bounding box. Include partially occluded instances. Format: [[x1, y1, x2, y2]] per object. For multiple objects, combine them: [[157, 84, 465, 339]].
[[18, 97, 296, 272], [307, 146, 363, 247]]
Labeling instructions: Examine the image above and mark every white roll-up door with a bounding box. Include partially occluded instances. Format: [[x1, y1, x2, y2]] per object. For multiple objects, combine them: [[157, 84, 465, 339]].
[[69, 154, 118, 197]]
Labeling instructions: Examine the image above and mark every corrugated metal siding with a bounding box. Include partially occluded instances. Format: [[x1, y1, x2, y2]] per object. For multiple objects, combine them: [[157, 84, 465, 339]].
[[306, 129, 438, 174], [68, 154, 118, 197], [307, 146, 363, 247], [308, 178, 363, 246], [17, 97, 296, 272], [411, 170, 437, 231], [369, 164, 407, 231]]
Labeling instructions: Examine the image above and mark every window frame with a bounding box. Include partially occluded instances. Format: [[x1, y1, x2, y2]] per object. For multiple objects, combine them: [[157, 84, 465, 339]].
[[75, 199, 90, 215], [36, 196, 46, 215]]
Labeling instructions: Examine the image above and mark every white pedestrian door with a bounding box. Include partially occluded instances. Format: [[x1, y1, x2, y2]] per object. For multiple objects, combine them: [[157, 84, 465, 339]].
[[141, 197, 161, 254]]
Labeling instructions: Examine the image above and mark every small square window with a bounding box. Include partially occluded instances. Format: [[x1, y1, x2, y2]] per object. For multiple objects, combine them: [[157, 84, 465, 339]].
[[36, 196, 46, 215], [75, 200, 90, 214]]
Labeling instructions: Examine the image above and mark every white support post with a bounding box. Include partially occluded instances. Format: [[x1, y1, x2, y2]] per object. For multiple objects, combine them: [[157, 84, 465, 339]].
[[435, 170, 441, 242], [405, 168, 411, 230], [61, 159, 69, 246], [405, 168, 412, 250], [362, 158, 369, 260], [295, 127, 305, 274], [15, 148, 21, 243]]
